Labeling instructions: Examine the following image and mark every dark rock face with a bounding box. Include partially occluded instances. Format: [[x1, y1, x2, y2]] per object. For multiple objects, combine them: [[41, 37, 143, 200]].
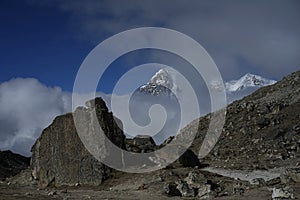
[[31, 97, 125, 188], [178, 149, 201, 167], [0, 150, 30, 181]]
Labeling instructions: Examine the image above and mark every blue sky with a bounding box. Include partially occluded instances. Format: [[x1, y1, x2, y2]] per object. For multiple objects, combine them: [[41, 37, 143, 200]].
[[0, 0, 300, 156], [1, 0, 300, 93], [0, 0, 93, 91]]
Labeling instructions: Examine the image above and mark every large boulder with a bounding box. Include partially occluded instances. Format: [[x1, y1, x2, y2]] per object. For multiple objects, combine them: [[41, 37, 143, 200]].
[[31, 97, 125, 188]]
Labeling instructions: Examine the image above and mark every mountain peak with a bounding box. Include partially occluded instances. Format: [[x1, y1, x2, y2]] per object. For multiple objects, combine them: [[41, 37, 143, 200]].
[[148, 68, 174, 88], [226, 73, 276, 92], [139, 68, 177, 96]]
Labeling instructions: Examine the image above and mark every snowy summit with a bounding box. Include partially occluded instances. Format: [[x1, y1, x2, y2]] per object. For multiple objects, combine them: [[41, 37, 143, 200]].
[[139, 68, 178, 96], [225, 73, 277, 92]]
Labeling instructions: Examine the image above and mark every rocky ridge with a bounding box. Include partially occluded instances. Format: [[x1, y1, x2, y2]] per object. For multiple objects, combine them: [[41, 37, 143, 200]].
[[0, 150, 30, 181], [185, 70, 300, 170]]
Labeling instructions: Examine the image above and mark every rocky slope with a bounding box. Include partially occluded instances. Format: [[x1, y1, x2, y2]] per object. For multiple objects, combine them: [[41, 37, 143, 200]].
[[184, 70, 300, 170], [1, 70, 299, 200], [0, 150, 30, 180], [30, 98, 126, 188]]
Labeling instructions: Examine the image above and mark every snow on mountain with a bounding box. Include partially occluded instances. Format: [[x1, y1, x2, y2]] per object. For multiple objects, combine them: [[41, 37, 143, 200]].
[[139, 68, 178, 96], [141, 69, 276, 95], [139, 68, 277, 106], [225, 73, 277, 92]]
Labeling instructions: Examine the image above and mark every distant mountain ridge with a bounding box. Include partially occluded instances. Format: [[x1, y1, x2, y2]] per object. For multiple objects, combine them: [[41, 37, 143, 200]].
[[225, 73, 276, 92], [139, 68, 276, 99]]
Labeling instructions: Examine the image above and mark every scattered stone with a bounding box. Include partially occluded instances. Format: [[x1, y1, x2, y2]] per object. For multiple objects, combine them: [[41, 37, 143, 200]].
[[137, 183, 146, 190], [285, 168, 300, 182], [293, 124, 300, 132], [233, 182, 245, 195], [156, 176, 164, 182], [60, 189, 68, 193], [125, 135, 157, 153], [47, 191, 57, 196], [272, 188, 294, 199], [184, 170, 207, 188], [197, 184, 211, 198], [249, 178, 266, 186], [266, 177, 281, 186], [281, 168, 300, 184], [164, 182, 181, 196], [176, 181, 195, 197], [256, 117, 270, 128]]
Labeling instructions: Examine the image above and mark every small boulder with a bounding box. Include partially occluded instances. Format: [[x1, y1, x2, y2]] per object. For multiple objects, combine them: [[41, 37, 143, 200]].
[[197, 184, 211, 198], [164, 182, 181, 196], [233, 182, 245, 195], [176, 181, 196, 197], [184, 170, 207, 188], [249, 178, 266, 186], [272, 188, 294, 199], [179, 149, 201, 167], [281, 168, 300, 184]]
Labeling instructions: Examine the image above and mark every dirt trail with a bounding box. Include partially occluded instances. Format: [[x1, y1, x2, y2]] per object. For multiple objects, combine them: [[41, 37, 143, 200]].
[[201, 166, 285, 181]]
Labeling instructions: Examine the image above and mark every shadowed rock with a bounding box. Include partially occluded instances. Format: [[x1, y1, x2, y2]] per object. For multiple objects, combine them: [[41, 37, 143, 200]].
[[31, 97, 125, 188], [0, 150, 30, 181]]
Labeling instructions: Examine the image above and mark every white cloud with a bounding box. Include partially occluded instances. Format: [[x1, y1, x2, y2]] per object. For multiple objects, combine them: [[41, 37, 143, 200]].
[[0, 78, 71, 156], [31, 0, 300, 80]]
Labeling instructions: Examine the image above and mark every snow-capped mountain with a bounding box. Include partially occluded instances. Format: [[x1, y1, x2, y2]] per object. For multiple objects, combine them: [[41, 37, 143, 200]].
[[140, 69, 276, 95], [139, 69, 178, 96], [225, 73, 277, 93]]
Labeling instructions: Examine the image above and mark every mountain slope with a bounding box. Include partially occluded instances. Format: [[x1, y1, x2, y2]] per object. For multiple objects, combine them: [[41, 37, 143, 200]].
[[182, 70, 300, 170], [0, 150, 30, 180]]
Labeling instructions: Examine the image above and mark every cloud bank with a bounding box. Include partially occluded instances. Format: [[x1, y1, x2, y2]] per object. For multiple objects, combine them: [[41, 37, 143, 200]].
[[0, 78, 71, 156], [32, 0, 300, 80]]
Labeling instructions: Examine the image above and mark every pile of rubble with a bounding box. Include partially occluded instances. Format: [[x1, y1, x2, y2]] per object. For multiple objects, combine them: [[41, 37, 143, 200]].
[[163, 169, 233, 198]]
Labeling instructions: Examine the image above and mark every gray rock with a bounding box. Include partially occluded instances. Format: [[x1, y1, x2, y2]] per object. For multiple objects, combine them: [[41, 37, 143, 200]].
[[164, 182, 181, 196], [184, 170, 207, 188], [197, 184, 211, 198], [233, 182, 245, 195], [47, 191, 57, 196], [249, 178, 266, 186], [293, 124, 300, 132], [281, 168, 300, 184], [31, 97, 126, 188], [176, 181, 196, 197], [125, 135, 157, 153], [266, 177, 281, 186], [272, 188, 294, 199]]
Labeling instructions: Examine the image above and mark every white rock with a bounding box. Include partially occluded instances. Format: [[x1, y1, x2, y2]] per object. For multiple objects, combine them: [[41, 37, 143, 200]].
[[272, 188, 294, 199]]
